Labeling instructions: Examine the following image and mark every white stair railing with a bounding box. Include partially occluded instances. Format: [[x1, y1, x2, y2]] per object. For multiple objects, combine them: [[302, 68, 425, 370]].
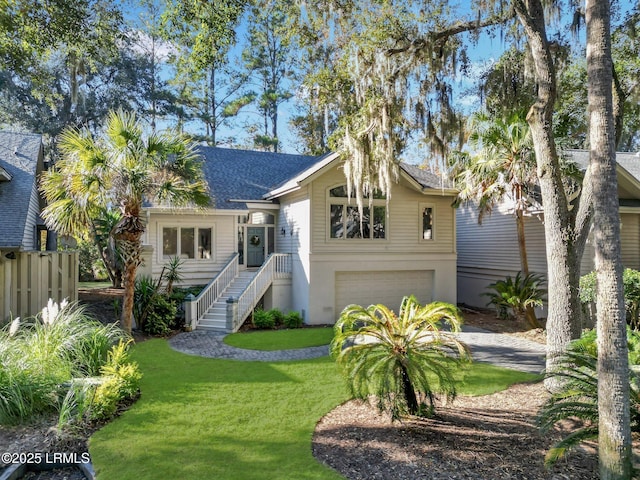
[[230, 253, 292, 332], [187, 253, 239, 328]]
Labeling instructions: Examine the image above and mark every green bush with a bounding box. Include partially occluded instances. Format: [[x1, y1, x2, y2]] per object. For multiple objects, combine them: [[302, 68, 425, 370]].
[[580, 268, 640, 329], [253, 309, 276, 329], [283, 311, 303, 329], [332, 296, 470, 420], [268, 308, 285, 326], [0, 301, 129, 425], [134, 275, 180, 334], [76, 238, 108, 282], [142, 296, 177, 336], [90, 341, 141, 421]]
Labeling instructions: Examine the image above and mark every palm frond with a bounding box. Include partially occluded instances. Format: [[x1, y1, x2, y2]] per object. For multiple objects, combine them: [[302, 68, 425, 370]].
[[332, 296, 470, 420]]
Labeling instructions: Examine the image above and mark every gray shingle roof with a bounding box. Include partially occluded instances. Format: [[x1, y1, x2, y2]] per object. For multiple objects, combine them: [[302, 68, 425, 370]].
[[564, 149, 640, 180], [400, 163, 453, 189], [0, 131, 42, 248], [197, 147, 323, 210], [189, 147, 455, 211]]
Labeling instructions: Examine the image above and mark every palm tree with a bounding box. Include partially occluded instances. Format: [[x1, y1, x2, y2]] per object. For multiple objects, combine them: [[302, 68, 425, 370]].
[[331, 296, 470, 420], [40, 109, 210, 333], [450, 111, 541, 328]]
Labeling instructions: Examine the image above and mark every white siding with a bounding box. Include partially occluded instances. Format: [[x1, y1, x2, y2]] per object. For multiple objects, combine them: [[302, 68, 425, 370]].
[[457, 204, 640, 310], [621, 212, 640, 269], [456, 203, 548, 309], [277, 187, 311, 317], [143, 211, 236, 286], [277, 163, 458, 325]]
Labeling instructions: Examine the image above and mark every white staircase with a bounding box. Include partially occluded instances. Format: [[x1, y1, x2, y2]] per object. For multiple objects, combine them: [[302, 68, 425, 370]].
[[197, 271, 256, 332]]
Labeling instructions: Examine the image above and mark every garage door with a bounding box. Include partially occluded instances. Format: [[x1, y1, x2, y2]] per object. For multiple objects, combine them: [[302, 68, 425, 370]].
[[335, 270, 434, 315]]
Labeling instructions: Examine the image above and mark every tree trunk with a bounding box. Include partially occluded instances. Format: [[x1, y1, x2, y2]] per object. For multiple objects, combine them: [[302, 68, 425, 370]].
[[114, 215, 145, 334], [516, 209, 541, 329], [586, 1, 632, 477], [514, 0, 584, 389], [400, 363, 418, 415]]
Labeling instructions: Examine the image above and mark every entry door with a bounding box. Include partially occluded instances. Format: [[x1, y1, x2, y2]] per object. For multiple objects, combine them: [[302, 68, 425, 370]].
[[247, 227, 265, 267]]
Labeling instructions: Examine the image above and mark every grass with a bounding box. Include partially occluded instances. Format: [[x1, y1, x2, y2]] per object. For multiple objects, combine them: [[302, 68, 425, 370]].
[[223, 327, 334, 350], [78, 281, 112, 289], [89, 339, 540, 480]]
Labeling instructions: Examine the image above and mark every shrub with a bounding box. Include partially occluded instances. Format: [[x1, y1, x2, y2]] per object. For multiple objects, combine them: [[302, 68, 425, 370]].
[[0, 301, 129, 424], [268, 308, 285, 326], [90, 341, 141, 421], [537, 329, 640, 466], [253, 309, 275, 329], [332, 296, 470, 420], [142, 296, 177, 336], [580, 268, 640, 329], [483, 272, 546, 326], [283, 311, 303, 329], [76, 238, 108, 282], [134, 275, 179, 334]]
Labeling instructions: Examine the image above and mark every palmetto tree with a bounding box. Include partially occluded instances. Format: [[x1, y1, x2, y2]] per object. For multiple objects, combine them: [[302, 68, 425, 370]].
[[452, 111, 537, 275], [40, 109, 210, 333], [450, 111, 541, 328], [331, 296, 470, 420]]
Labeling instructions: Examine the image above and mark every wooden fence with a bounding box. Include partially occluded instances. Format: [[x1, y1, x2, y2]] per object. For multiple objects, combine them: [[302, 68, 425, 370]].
[[1, 251, 78, 322]]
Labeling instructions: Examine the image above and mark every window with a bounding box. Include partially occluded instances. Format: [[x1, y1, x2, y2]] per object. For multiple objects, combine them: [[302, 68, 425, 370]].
[[329, 185, 386, 239], [162, 226, 212, 260], [422, 206, 434, 240]]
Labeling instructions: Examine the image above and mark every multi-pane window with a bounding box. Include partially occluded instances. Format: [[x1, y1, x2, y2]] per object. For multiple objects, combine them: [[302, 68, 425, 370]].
[[329, 185, 386, 239], [162, 227, 212, 259]]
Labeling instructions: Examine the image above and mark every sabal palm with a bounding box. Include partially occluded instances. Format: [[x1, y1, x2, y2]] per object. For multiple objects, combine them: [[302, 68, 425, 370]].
[[452, 111, 537, 275], [40, 109, 210, 332], [331, 296, 470, 420]]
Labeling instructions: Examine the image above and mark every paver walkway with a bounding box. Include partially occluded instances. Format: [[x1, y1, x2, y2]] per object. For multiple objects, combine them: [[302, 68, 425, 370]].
[[169, 326, 546, 373]]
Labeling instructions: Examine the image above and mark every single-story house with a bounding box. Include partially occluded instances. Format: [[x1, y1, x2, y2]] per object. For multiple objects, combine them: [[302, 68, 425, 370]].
[[0, 131, 77, 322], [139, 147, 458, 331], [456, 149, 640, 311]]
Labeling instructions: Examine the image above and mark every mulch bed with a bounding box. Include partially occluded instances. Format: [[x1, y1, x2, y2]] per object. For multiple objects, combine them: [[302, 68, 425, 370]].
[[313, 383, 601, 480]]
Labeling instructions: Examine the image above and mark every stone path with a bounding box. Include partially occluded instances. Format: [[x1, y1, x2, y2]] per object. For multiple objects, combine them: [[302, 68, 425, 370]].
[[169, 326, 546, 373]]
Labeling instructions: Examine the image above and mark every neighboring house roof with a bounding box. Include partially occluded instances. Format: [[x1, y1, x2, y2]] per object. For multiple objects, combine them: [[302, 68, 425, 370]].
[[565, 149, 640, 202], [0, 131, 43, 248]]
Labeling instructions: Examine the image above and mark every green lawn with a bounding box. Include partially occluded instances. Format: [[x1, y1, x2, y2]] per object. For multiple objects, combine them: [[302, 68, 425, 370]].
[[223, 327, 334, 350], [89, 339, 540, 480], [78, 281, 112, 289]]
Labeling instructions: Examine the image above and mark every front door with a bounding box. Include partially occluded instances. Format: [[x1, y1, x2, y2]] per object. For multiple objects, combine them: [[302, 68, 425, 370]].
[[247, 227, 265, 267]]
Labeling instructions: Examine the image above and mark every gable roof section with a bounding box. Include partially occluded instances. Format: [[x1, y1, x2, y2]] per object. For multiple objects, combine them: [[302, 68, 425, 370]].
[[265, 153, 455, 199], [0, 131, 43, 248], [565, 149, 640, 201], [180, 147, 456, 211], [197, 147, 321, 210]]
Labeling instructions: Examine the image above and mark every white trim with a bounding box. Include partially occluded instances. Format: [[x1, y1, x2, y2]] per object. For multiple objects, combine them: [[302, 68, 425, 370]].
[[265, 152, 340, 199], [419, 202, 436, 242], [157, 223, 217, 263], [325, 183, 388, 242]]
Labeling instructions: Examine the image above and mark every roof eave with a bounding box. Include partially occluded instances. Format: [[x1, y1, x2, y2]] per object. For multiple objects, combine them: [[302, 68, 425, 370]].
[[0, 166, 12, 182], [265, 152, 341, 199]]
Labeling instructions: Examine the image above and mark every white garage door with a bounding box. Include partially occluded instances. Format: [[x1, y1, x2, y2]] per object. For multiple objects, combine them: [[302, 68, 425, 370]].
[[335, 270, 434, 315]]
